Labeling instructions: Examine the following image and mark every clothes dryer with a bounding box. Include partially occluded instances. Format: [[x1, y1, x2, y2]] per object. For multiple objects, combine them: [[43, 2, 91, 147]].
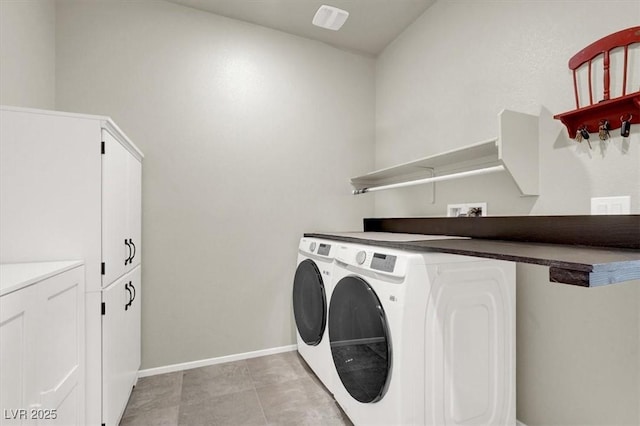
[[292, 237, 337, 393], [328, 241, 515, 426]]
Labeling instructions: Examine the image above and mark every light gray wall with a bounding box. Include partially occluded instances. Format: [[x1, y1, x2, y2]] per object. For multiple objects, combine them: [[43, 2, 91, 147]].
[[0, 0, 55, 108], [55, 0, 374, 369], [375, 1, 640, 424]]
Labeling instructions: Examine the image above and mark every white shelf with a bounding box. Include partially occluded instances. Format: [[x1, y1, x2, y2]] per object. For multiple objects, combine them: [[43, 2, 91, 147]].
[[351, 109, 539, 196]]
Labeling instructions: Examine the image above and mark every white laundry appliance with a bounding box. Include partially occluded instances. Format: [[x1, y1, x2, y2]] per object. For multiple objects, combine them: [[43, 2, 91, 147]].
[[328, 239, 515, 426], [292, 237, 338, 393]]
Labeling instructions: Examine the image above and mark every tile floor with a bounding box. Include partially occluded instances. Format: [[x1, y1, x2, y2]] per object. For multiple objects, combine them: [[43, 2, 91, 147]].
[[120, 351, 353, 426]]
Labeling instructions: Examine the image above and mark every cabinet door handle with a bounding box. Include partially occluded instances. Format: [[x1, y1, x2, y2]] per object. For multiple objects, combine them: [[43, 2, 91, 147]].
[[125, 282, 132, 310], [129, 238, 136, 263], [129, 281, 136, 306], [125, 239, 132, 265]]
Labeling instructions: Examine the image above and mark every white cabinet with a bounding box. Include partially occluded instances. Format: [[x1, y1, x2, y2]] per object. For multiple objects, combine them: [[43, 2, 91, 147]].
[[102, 266, 141, 426], [99, 124, 142, 426], [0, 262, 85, 426], [0, 106, 144, 426], [102, 130, 142, 286]]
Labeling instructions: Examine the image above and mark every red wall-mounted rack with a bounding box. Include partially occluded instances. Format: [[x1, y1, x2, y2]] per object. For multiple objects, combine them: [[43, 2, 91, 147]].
[[554, 26, 640, 137]]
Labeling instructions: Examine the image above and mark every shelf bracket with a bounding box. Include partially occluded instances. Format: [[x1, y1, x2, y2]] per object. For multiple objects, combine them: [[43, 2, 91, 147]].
[[422, 167, 435, 204]]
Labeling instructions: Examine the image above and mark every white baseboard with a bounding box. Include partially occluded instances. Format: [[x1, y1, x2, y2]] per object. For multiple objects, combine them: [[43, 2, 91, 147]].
[[138, 344, 297, 378], [516, 420, 528, 426]]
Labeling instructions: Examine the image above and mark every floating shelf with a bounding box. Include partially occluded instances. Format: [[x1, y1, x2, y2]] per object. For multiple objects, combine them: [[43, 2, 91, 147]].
[[554, 92, 640, 137], [306, 214, 640, 287], [351, 109, 539, 196]]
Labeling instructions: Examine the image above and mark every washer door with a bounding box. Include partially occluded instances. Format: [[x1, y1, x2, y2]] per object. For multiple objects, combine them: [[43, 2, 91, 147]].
[[329, 276, 391, 403], [292, 259, 327, 346]]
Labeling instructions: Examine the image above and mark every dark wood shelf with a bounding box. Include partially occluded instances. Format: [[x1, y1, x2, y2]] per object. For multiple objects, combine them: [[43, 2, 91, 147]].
[[305, 232, 640, 287], [305, 215, 640, 287]]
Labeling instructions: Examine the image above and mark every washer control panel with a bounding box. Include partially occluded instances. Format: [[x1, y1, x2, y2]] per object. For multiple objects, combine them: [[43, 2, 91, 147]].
[[370, 252, 397, 273]]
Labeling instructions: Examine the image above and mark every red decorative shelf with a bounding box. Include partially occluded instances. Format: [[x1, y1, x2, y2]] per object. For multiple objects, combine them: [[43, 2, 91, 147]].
[[554, 92, 640, 137], [554, 26, 640, 139]]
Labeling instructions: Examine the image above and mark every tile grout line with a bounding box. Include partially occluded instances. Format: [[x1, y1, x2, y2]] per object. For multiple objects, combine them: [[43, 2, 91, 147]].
[[176, 370, 185, 425], [119, 372, 184, 426], [245, 359, 270, 425]]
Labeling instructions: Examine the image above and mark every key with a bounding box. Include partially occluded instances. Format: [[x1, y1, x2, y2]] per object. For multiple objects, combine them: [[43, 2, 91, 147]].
[[598, 120, 610, 141], [621, 115, 632, 137], [579, 126, 592, 149]]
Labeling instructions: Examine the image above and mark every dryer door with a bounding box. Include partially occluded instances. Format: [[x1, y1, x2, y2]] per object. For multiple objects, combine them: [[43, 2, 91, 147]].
[[292, 259, 327, 346], [329, 276, 391, 403]]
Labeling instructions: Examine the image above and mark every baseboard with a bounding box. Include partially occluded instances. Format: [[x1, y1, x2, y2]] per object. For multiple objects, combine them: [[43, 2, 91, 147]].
[[137, 344, 296, 378], [516, 420, 528, 426]]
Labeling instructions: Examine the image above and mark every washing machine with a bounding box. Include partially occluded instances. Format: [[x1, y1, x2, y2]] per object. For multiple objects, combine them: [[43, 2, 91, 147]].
[[292, 236, 337, 393], [328, 240, 515, 426]]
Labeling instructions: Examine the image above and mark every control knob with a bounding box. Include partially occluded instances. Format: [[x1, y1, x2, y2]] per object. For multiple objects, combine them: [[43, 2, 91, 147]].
[[356, 250, 366, 265], [309, 242, 317, 252]]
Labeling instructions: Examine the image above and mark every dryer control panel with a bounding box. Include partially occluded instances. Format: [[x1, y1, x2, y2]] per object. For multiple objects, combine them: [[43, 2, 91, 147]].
[[355, 250, 397, 273], [335, 245, 409, 280], [317, 243, 331, 256], [371, 253, 397, 273]]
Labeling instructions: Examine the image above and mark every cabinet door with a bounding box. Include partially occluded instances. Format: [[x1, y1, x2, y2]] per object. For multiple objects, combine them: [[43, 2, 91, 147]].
[[127, 156, 142, 269], [37, 266, 85, 426], [0, 265, 84, 426], [0, 286, 38, 426], [125, 266, 141, 376], [102, 131, 130, 286], [102, 266, 141, 426]]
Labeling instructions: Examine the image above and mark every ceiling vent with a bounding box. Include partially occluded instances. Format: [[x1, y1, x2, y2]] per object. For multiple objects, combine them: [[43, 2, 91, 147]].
[[312, 5, 349, 31]]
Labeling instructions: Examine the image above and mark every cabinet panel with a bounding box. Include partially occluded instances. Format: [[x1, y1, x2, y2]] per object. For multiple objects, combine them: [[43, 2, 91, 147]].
[[127, 156, 142, 269], [102, 131, 130, 286], [0, 109, 101, 292], [0, 263, 84, 426], [126, 267, 141, 374], [37, 266, 85, 426], [102, 266, 141, 426], [0, 287, 36, 426]]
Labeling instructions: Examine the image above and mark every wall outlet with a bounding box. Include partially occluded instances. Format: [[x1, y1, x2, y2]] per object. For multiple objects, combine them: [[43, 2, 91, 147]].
[[590, 196, 630, 215], [447, 202, 487, 217]]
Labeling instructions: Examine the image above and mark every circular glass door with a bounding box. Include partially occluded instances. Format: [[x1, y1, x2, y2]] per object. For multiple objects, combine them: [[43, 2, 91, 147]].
[[292, 259, 327, 346], [329, 276, 391, 403]]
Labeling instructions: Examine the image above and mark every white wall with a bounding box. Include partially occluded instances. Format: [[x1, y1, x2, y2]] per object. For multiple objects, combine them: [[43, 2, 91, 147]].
[[0, 0, 55, 109], [375, 1, 640, 424], [55, 0, 374, 369]]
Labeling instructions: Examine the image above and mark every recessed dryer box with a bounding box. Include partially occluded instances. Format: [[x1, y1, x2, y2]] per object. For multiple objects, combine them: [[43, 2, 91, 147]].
[[447, 202, 487, 217]]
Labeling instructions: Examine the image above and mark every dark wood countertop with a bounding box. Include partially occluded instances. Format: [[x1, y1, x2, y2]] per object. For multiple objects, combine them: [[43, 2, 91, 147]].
[[304, 231, 640, 288]]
